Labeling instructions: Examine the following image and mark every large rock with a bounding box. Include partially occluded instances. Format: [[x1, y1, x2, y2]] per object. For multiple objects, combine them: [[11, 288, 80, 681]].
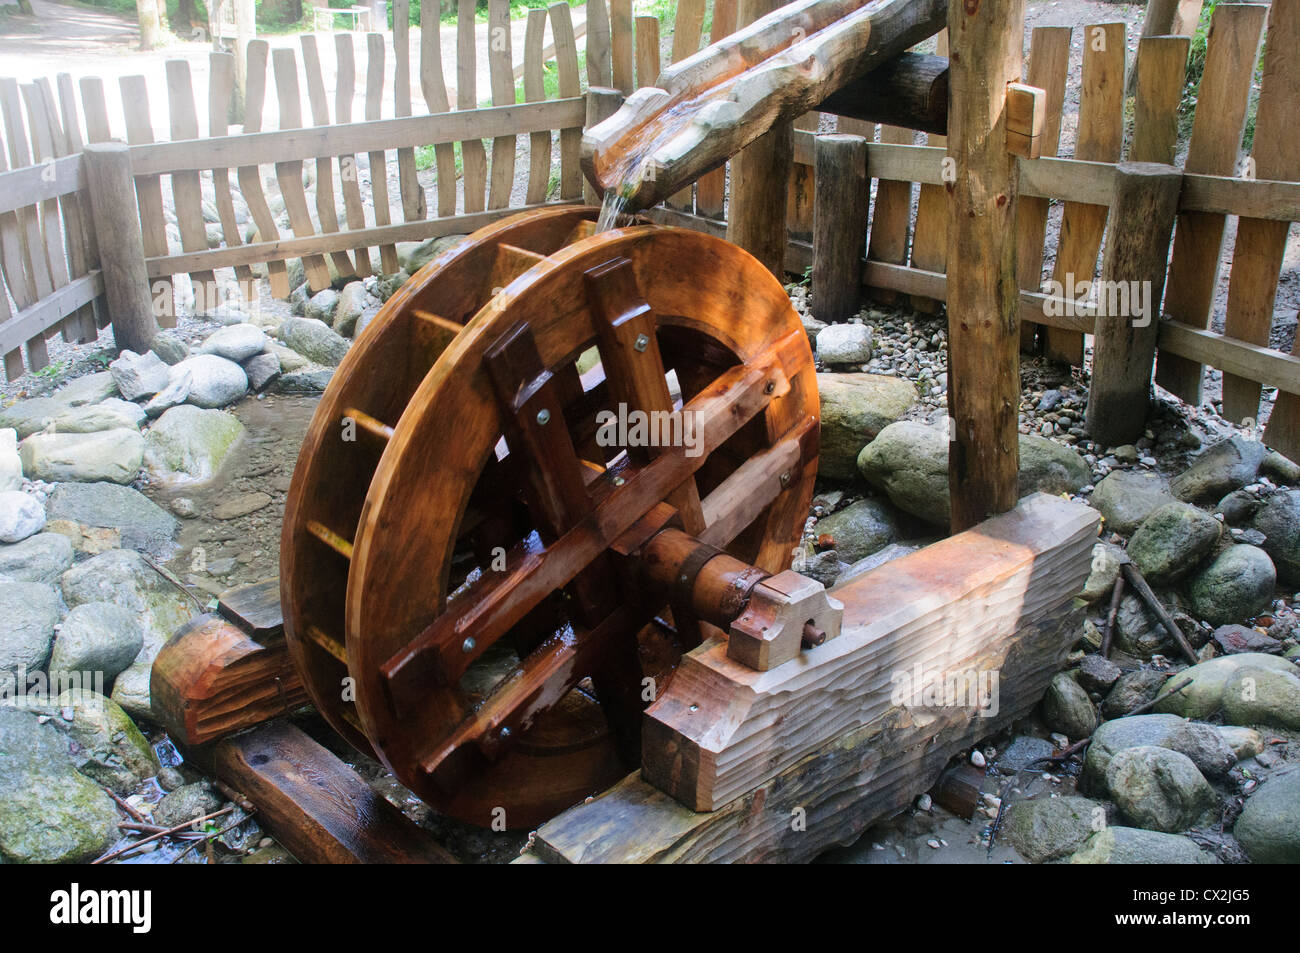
[[1126, 502, 1221, 584], [1249, 489, 1300, 584], [274, 364, 334, 394], [332, 281, 371, 336], [1042, 672, 1097, 739], [812, 499, 902, 562], [1100, 669, 1169, 719], [169, 354, 248, 408], [45, 482, 179, 558], [1233, 767, 1300, 864], [304, 288, 340, 324], [52, 371, 118, 408], [0, 532, 74, 584], [1154, 653, 1300, 725], [19, 428, 144, 484], [149, 329, 189, 365], [0, 708, 119, 863], [857, 420, 1088, 525], [154, 781, 225, 828], [0, 428, 19, 490], [1186, 545, 1275, 626], [1090, 469, 1176, 535], [816, 323, 873, 364], [0, 489, 44, 543], [0, 580, 61, 682], [109, 349, 171, 400], [1082, 713, 1238, 792], [1170, 436, 1269, 502], [1104, 746, 1217, 832], [144, 404, 245, 485], [0, 397, 63, 439], [47, 602, 143, 686], [33, 691, 158, 795], [199, 323, 267, 362], [48, 398, 144, 434], [1066, 827, 1218, 864], [276, 316, 350, 367], [816, 373, 918, 480], [242, 351, 281, 392], [1113, 591, 1176, 658], [1081, 541, 1125, 602], [61, 549, 197, 719], [1005, 796, 1104, 863], [399, 233, 467, 273]]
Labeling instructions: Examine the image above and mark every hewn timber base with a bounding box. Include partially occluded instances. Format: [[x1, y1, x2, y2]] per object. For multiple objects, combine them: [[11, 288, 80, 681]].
[[527, 592, 1086, 863], [522, 493, 1098, 862]]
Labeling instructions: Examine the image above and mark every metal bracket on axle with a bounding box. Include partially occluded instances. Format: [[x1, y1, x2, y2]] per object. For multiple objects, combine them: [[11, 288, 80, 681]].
[[726, 570, 844, 671]]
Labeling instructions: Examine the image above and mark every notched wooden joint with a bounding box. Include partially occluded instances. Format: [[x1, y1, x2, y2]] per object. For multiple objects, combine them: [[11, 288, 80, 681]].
[[1005, 82, 1046, 159], [725, 570, 844, 671]]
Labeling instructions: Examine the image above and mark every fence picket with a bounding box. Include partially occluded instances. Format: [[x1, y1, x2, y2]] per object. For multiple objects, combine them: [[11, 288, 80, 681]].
[[458, 0, 489, 214], [393, 0, 427, 223], [524, 8, 553, 205], [419, 0, 458, 217], [300, 36, 357, 280], [334, 34, 374, 277], [165, 60, 219, 303], [550, 2, 582, 200], [366, 32, 402, 274], [236, 41, 290, 298], [488, 0, 517, 209], [208, 52, 255, 286]]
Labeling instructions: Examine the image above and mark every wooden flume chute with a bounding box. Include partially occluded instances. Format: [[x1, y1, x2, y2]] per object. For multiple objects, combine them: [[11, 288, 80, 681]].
[[281, 206, 829, 827]]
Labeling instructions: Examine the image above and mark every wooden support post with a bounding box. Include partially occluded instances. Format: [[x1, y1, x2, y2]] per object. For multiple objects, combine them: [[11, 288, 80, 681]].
[[724, 0, 791, 278], [82, 142, 158, 353], [1086, 163, 1182, 447], [811, 134, 868, 325], [944, 0, 1024, 532], [583, 87, 624, 205]]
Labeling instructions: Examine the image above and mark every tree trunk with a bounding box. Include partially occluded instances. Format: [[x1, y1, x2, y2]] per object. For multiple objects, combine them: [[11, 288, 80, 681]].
[[137, 0, 165, 50]]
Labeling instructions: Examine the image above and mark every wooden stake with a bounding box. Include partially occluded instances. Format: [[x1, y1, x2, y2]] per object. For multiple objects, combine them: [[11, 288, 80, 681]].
[[944, 0, 1024, 531], [583, 88, 623, 205], [82, 142, 159, 353], [1085, 162, 1182, 447], [811, 133, 868, 324]]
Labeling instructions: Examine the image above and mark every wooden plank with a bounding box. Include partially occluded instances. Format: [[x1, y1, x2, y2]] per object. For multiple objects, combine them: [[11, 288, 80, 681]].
[[419, 0, 458, 218], [1017, 25, 1071, 350], [1159, 320, 1300, 399], [610, 0, 634, 94], [334, 33, 374, 277], [550, 3, 583, 201], [165, 60, 219, 300], [586, 0, 612, 87], [533, 598, 1085, 863], [212, 722, 457, 863], [218, 578, 284, 641], [523, 9, 553, 205], [457, 0, 489, 216], [78, 72, 114, 326], [207, 52, 255, 285], [1130, 35, 1190, 164], [786, 113, 819, 242], [51, 74, 98, 340], [665, 0, 707, 212], [634, 14, 660, 89], [1223, 0, 1299, 427], [0, 272, 105, 362], [272, 48, 333, 292], [19, 82, 75, 347], [693, 0, 736, 219], [638, 493, 1099, 813], [487, 0, 517, 210], [150, 615, 306, 747], [119, 75, 178, 325], [1128, 0, 1202, 95], [145, 202, 579, 276], [0, 94, 37, 346], [392, 0, 427, 224], [866, 124, 913, 304], [299, 36, 356, 282], [235, 41, 289, 298], [908, 28, 948, 314], [1085, 162, 1183, 446], [1044, 21, 1125, 366], [365, 33, 402, 274]]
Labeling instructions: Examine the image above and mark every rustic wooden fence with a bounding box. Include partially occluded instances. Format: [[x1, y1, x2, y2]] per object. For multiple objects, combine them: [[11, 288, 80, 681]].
[[0, 0, 593, 378], [2, 0, 1298, 459]]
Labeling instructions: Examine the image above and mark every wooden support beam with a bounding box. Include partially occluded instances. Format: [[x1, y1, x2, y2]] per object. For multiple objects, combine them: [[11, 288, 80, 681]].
[[816, 52, 949, 136], [944, 0, 1024, 532], [533, 495, 1097, 860], [811, 133, 868, 324], [81, 142, 158, 353], [1004, 82, 1046, 158], [1085, 162, 1182, 446], [583, 87, 624, 205], [641, 493, 1099, 811], [211, 722, 457, 863]]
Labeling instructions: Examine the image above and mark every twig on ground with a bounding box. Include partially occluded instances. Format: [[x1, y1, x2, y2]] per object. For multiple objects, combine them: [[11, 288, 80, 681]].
[[1101, 570, 1125, 659], [1119, 562, 1200, 665], [92, 806, 235, 864]]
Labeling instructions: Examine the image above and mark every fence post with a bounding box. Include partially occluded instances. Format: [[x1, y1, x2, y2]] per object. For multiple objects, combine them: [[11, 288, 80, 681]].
[[584, 87, 624, 206], [1085, 161, 1182, 447], [811, 134, 868, 325], [83, 142, 159, 354]]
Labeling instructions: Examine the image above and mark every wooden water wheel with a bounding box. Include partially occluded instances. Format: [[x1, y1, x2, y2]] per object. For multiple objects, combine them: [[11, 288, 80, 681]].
[[281, 206, 822, 828]]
